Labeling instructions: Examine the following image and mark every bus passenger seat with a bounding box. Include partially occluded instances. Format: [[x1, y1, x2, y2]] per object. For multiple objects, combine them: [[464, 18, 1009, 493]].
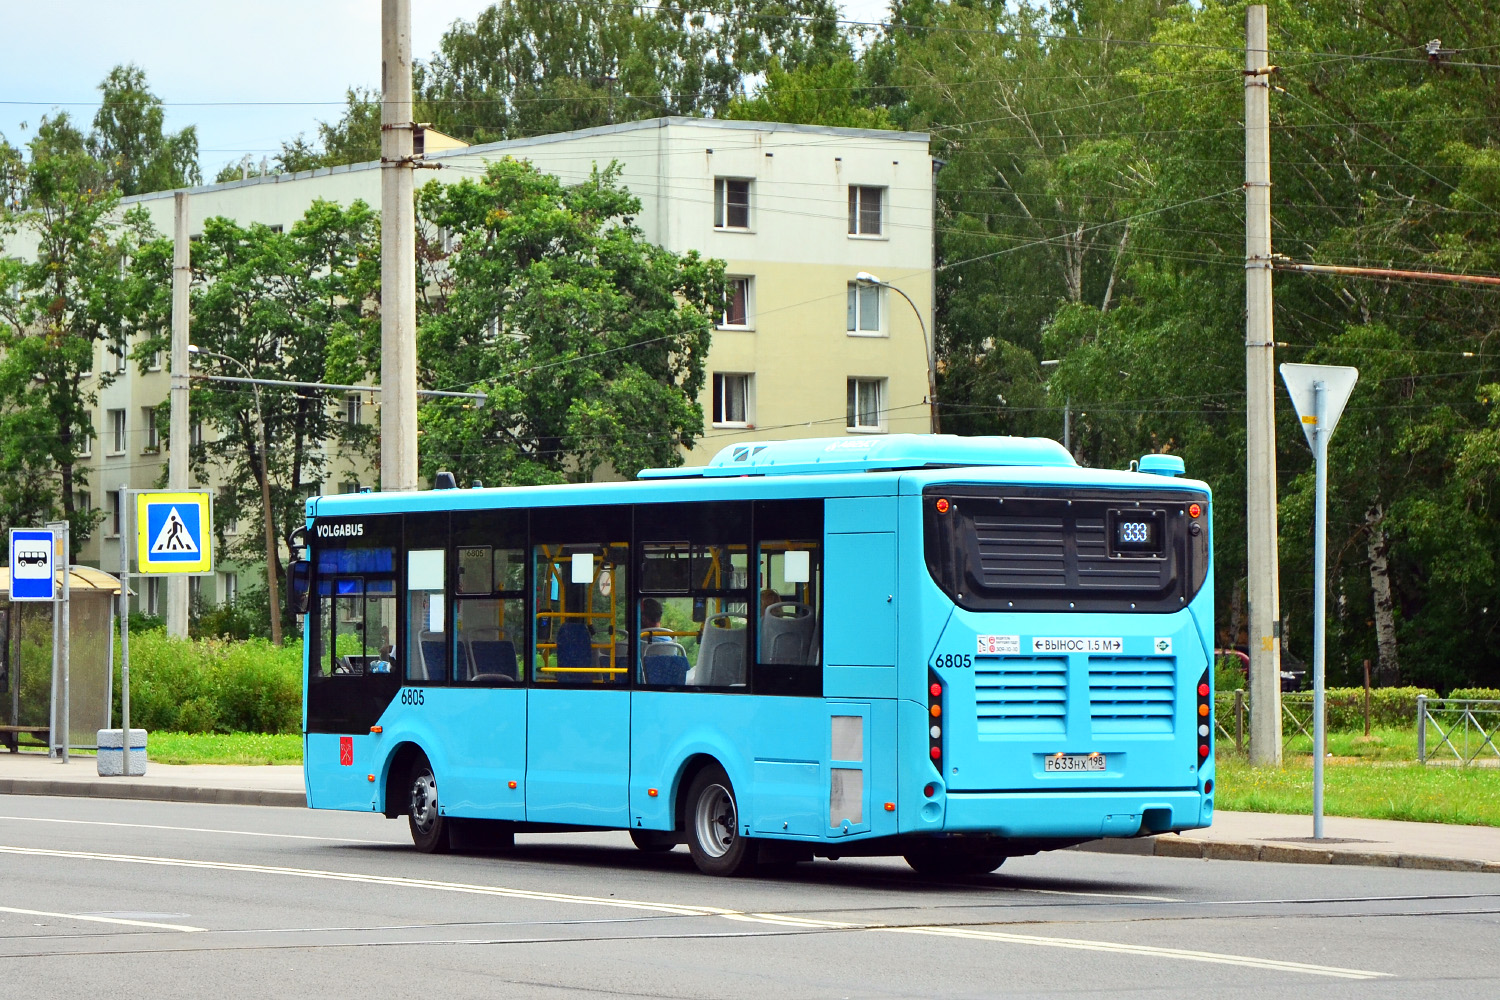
[[762, 602, 816, 665], [470, 639, 518, 681], [417, 631, 446, 680], [642, 642, 690, 685], [696, 615, 748, 686], [556, 622, 593, 670]]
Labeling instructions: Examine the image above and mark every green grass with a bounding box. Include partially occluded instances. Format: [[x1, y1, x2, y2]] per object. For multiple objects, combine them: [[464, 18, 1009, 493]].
[[145, 732, 303, 766], [1214, 750, 1500, 827]]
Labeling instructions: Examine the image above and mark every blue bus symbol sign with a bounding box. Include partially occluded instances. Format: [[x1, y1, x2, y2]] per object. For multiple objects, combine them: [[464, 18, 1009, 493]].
[[136, 491, 214, 575], [9, 528, 56, 601]]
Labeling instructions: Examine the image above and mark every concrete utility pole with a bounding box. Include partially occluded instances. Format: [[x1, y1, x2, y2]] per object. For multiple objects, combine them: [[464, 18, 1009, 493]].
[[1245, 4, 1283, 764], [167, 192, 191, 637], [380, 0, 419, 491]]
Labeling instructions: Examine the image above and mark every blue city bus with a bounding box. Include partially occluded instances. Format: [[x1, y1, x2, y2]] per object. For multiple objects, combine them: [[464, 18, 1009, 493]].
[[297, 435, 1215, 876]]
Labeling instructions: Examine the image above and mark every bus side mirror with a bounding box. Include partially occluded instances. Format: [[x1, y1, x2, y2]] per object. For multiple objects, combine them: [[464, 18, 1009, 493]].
[[289, 560, 311, 616]]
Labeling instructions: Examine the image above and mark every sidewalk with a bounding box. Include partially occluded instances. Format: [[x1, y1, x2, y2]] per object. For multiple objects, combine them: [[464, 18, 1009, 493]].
[[2, 751, 1497, 872], [0, 752, 303, 808]]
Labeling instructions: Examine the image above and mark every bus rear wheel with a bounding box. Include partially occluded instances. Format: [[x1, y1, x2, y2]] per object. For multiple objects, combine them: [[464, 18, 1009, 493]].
[[904, 850, 1005, 877], [629, 829, 679, 853], [408, 757, 450, 854], [685, 765, 757, 876]]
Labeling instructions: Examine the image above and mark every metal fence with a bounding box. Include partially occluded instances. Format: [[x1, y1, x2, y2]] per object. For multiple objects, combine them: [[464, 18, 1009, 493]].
[[1213, 691, 1316, 754], [1417, 696, 1500, 766]]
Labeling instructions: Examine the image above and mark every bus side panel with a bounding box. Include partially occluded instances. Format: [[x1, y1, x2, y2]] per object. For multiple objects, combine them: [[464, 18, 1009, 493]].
[[527, 688, 630, 827], [423, 687, 527, 820], [306, 733, 376, 811], [630, 693, 828, 839]]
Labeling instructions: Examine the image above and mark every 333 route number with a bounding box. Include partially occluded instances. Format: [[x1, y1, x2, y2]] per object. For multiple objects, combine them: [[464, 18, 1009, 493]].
[[400, 688, 425, 706], [931, 653, 973, 669]]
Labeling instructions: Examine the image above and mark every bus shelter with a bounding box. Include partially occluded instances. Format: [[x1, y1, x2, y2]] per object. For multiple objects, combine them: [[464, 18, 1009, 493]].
[[1, 566, 123, 752]]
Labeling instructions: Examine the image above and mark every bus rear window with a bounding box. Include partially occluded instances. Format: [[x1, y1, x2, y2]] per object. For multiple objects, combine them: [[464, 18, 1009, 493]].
[[923, 486, 1208, 613]]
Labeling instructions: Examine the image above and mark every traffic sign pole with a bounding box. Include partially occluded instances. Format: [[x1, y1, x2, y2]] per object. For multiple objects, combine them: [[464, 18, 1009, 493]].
[[1280, 363, 1358, 841], [1311, 381, 1327, 839], [118, 485, 131, 771]]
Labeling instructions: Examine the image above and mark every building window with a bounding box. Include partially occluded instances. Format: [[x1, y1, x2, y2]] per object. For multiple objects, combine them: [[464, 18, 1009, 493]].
[[848, 185, 884, 236], [221, 572, 238, 605], [847, 282, 881, 334], [714, 178, 751, 230], [341, 480, 361, 495], [720, 276, 752, 328], [142, 407, 160, 452], [111, 333, 128, 374], [78, 422, 92, 458], [189, 576, 202, 606], [108, 409, 126, 454], [106, 493, 120, 537], [147, 349, 163, 371], [74, 491, 90, 515], [847, 377, 885, 432], [190, 420, 204, 449], [712, 373, 752, 427], [344, 394, 362, 426], [145, 578, 161, 617]]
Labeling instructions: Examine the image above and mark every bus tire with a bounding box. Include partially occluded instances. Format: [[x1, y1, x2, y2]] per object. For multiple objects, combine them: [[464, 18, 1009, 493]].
[[407, 756, 450, 854], [685, 765, 757, 876], [629, 829, 679, 853], [904, 850, 1005, 877]]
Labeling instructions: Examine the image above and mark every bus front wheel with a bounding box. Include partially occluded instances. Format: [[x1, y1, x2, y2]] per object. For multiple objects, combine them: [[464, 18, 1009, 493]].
[[685, 765, 756, 876], [408, 757, 450, 854]]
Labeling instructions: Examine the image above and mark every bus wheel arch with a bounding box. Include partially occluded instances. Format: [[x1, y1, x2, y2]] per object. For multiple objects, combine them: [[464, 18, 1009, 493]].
[[382, 741, 426, 819], [672, 753, 722, 835]]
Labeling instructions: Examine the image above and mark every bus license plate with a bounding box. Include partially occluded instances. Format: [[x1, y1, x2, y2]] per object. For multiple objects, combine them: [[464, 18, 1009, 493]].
[[1045, 754, 1106, 772]]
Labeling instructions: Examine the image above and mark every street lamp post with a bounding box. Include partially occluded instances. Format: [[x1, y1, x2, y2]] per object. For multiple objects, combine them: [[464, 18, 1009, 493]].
[[189, 346, 282, 645], [855, 272, 938, 434]]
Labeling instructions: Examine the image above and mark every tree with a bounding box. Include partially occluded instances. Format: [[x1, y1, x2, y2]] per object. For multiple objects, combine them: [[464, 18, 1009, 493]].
[[89, 64, 200, 196], [0, 113, 150, 542], [725, 56, 894, 130], [132, 201, 380, 638], [413, 158, 723, 485]]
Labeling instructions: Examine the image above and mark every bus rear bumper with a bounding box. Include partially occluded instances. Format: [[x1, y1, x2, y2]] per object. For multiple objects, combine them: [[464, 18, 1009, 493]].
[[942, 790, 1210, 839]]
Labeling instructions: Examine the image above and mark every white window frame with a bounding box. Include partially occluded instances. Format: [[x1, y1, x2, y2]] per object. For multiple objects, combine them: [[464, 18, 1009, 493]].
[[846, 377, 886, 433], [846, 281, 883, 336], [714, 177, 752, 231], [111, 334, 128, 374], [108, 409, 127, 455], [190, 420, 204, 449], [145, 578, 161, 617], [719, 276, 753, 330], [78, 421, 92, 458], [848, 185, 886, 238], [105, 493, 120, 538], [221, 572, 238, 605], [712, 372, 753, 428], [344, 393, 362, 426]]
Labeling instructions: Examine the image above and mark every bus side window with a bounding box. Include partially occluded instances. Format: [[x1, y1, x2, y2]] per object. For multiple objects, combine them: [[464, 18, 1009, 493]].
[[406, 549, 446, 684], [753, 499, 824, 697]]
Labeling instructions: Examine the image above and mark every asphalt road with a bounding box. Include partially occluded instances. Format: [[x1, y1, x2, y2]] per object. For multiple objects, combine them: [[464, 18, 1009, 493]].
[[2, 796, 1498, 999]]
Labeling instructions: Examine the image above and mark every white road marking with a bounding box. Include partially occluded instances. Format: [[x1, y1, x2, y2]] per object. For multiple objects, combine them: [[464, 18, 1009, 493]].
[[0, 815, 393, 844], [0, 845, 1390, 979], [1023, 887, 1181, 903], [886, 925, 1388, 980], [0, 905, 204, 933]]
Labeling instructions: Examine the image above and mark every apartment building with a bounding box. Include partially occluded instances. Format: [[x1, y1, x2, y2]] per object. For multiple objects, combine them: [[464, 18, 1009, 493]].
[[17, 117, 935, 596]]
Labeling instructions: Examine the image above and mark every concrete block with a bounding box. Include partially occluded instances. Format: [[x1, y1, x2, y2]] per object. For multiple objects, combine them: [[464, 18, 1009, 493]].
[[1202, 841, 1261, 863], [1259, 844, 1333, 866], [96, 729, 147, 777]]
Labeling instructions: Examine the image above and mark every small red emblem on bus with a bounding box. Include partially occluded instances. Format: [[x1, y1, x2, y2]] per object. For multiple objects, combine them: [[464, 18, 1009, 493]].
[[339, 736, 353, 766]]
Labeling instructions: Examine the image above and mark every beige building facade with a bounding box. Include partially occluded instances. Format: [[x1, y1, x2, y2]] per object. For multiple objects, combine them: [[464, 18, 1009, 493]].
[[15, 118, 934, 601]]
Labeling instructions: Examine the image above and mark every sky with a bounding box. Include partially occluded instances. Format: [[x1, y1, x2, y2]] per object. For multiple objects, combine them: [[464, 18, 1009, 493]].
[[1, 0, 895, 178]]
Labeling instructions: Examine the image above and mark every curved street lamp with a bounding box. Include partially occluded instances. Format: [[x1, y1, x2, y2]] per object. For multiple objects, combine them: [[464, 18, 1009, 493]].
[[855, 271, 938, 434], [188, 346, 282, 645]]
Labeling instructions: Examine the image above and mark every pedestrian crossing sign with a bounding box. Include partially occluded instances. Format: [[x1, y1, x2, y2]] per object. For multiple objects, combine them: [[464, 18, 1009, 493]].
[[136, 491, 214, 575]]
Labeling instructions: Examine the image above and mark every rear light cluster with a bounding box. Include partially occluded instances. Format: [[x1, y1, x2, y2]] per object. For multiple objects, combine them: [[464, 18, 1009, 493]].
[[1196, 667, 1212, 766], [927, 670, 943, 769]]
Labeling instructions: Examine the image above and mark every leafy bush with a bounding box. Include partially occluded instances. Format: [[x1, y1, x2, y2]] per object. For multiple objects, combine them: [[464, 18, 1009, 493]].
[[116, 630, 302, 734], [1446, 688, 1500, 701], [1214, 655, 1246, 692], [1217, 686, 1440, 737]]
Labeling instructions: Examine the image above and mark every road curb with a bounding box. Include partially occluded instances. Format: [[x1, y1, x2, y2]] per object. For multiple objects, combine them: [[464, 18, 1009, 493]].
[[0, 777, 306, 809], [1076, 833, 1500, 873]]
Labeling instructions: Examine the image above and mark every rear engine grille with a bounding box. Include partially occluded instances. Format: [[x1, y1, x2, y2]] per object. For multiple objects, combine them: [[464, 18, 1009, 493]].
[[975, 656, 1067, 735], [1089, 657, 1175, 734], [973, 514, 1066, 589]]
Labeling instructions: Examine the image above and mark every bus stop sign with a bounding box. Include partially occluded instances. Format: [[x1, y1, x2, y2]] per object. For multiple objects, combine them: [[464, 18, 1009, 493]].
[[9, 528, 56, 601], [136, 491, 214, 575]]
